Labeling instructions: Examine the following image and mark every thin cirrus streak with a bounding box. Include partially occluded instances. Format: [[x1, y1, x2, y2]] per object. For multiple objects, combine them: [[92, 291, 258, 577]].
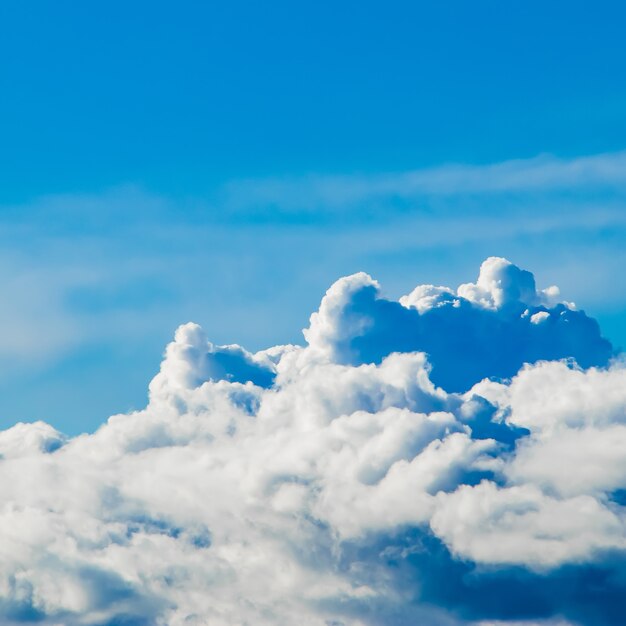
[[220, 149, 626, 217], [0, 257, 623, 625]]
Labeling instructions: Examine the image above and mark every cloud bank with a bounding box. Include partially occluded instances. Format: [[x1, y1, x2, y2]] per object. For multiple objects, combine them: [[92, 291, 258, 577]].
[[0, 257, 623, 625]]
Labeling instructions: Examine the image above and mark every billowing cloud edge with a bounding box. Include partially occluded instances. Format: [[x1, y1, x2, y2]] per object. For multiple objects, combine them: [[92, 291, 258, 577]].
[[0, 257, 622, 626]]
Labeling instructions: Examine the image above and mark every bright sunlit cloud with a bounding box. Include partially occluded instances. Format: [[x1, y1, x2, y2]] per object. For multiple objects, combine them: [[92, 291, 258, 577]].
[[0, 257, 622, 625]]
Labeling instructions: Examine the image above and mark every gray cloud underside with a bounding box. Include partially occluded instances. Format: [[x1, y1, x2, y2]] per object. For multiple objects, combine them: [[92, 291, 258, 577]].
[[0, 257, 623, 625]]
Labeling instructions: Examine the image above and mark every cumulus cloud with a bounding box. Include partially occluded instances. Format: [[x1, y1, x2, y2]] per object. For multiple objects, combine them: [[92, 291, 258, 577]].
[[304, 256, 611, 391], [0, 257, 623, 625]]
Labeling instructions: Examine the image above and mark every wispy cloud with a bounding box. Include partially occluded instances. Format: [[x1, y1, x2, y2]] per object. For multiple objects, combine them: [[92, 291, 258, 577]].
[[221, 150, 626, 218]]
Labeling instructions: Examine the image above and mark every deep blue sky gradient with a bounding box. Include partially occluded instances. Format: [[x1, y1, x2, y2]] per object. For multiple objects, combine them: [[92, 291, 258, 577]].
[[2, 1, 626, 198]]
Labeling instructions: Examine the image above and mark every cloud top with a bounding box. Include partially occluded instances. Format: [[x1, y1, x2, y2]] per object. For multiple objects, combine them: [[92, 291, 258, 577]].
[[0, 257, 622, 626], [305, 256, 612, 391]]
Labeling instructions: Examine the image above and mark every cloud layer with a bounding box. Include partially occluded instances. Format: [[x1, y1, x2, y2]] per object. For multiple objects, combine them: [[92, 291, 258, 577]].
[[0, 257, 623, 625]]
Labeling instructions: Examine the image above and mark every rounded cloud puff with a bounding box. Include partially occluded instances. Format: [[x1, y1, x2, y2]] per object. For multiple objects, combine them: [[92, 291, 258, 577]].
[[305, 256, 612, 391], [0, 258, 622, 626], [457, 256, 548, 309]]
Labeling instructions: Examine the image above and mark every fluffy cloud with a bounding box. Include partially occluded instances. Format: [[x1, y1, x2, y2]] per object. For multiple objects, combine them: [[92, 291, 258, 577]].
[[305, 256, 611, 391], [0, 257, 623, 625]]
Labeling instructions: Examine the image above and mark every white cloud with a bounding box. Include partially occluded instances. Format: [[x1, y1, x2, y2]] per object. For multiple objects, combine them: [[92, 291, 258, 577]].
[[432, 482, 626, 568], [0, 257, 623, 624]]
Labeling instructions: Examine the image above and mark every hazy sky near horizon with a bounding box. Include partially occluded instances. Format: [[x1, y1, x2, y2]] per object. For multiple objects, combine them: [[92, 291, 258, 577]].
[[0, 1, 625, 433]]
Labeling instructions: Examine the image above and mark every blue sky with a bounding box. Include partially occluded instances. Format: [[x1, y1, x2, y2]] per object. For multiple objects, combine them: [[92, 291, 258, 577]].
[[0, 0, 625, 433], [2, 5, 626, 626]]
